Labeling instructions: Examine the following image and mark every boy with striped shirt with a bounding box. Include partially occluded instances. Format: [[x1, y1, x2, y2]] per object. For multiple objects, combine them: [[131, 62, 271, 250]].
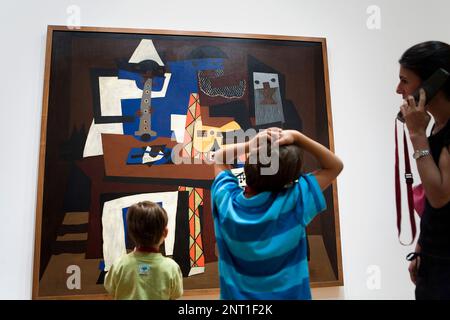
[[211, 128, 343, 299]]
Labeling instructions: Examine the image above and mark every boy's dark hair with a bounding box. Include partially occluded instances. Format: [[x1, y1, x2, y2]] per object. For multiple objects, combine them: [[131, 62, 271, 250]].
[[244, 144, 303, 192], [126, 201, 168, 248], [399, 41, 450, 100]]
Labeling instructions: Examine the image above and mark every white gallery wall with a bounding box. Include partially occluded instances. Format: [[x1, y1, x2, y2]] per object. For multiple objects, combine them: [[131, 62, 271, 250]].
[[1, 0, 449, 299]]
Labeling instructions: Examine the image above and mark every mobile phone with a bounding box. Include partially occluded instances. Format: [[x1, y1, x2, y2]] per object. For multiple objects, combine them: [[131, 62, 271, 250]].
[[396, 68, 449, 122]]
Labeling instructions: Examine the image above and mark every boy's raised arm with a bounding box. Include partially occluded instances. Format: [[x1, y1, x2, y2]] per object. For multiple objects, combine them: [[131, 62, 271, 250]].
[[213, 141, 248, 176], [276, 130, 343, 190]]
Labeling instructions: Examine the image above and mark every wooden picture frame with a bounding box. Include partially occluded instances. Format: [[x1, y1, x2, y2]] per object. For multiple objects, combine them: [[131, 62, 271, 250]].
[[33, 26, 343, 299]]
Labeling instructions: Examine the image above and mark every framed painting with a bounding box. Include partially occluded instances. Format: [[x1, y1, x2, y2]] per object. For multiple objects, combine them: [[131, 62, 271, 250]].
[[33, 26, 343, 299]]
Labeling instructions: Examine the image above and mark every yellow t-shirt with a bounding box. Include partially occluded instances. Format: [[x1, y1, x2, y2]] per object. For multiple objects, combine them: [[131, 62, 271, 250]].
[[104, 251, 183, 300]]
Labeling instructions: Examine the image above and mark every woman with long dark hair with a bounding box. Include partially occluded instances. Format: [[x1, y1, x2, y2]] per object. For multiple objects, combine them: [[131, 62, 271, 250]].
[[396, 41, 450, 299]]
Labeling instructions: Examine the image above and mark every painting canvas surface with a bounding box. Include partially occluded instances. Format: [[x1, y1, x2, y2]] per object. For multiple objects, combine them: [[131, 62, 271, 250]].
[[33, 27, 342, 298]]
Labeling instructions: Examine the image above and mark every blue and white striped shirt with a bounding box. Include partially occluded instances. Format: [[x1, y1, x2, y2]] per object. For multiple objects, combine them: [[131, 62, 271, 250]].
[[211, 170, 326, 300]]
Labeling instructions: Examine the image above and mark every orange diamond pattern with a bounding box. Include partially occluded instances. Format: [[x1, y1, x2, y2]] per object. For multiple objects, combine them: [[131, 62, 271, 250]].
[[178, 186, 204, 269], [181, 93, 207, 160]]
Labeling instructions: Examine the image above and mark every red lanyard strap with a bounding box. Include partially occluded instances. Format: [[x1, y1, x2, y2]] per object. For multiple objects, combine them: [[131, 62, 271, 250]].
[[395, 120, 417, 246]]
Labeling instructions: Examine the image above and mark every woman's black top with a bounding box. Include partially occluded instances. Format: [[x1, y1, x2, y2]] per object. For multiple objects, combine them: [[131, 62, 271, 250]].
[[419, 120, 450, 258]]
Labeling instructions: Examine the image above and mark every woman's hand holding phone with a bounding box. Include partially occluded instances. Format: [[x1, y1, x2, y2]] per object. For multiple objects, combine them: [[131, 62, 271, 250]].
[[399, 88, 431, 137]]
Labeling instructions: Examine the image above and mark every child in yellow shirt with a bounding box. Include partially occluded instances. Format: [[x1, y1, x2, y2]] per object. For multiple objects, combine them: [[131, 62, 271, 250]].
[[104, 201, 183, 299]]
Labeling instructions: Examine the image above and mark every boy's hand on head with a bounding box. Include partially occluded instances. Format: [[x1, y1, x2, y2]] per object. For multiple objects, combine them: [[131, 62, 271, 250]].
[[248, 127, 282, 153], [275, 130, 298, 146], [267, 127, 282, 142]]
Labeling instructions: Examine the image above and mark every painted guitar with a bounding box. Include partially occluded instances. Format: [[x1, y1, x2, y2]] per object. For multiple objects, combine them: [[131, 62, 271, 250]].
[[193, 121, 241, 153]]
